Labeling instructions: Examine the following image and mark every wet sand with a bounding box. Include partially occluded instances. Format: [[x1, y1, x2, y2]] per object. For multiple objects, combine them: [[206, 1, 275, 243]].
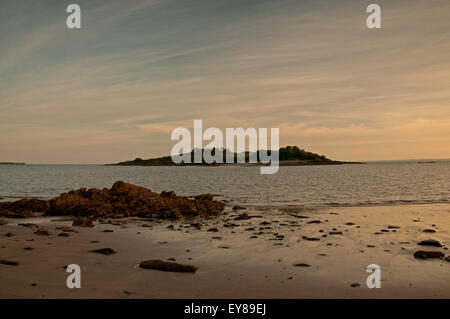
[[0, 203, 449, 298]]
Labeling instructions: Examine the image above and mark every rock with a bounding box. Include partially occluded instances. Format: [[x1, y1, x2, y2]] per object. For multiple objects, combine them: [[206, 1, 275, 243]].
[[24, 247, 34, 250], [307, 220, 321, 224], [387, 225, 400, 229], [73, 217, 95, 227], [418, 239, 442, 247], [211, 236, 222, 240], [232, 206, 246, 211], [207, 227, 218, 232], [190, 223, 202, 229], [329, 231, 343, 235], [260, 221, 271, 225], [0, 181, 224, 220], [103, 229, 113, 232], [4, 232, 14, 237], [19, 223, 38, 228], [345, 222, 355, 225], [35, 229, 51, 236], [58, 233, 70, 237], [0, 220, 8, 226], [0, 260, 19, 266], [413, 251, 444, 259], [306, 237, 320, 241], [293, 263, 311, 267], [0, 199, 49, 218], [90, 248, 116, 255], [139, 260, 198, 273], [350, 283, 360, 288], [423, 229, 436, 233], [445, 256, 450, 262]]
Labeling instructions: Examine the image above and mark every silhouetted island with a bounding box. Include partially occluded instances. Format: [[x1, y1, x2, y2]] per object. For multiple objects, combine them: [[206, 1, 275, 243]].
[[109, 146, 363, 166], [0, 162, 25, 165]]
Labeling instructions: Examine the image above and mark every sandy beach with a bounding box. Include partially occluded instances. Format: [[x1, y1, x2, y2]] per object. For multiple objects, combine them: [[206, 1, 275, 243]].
[[0, 203, 449, 299]]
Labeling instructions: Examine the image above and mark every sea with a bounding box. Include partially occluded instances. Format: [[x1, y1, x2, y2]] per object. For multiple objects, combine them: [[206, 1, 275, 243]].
[[0, 161, 449, 208]]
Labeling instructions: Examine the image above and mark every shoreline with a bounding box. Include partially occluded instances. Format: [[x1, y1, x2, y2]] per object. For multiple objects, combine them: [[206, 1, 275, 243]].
[[1, 203, 449, 298]]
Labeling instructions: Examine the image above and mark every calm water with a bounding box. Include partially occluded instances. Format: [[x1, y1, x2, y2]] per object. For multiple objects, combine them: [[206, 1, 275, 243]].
[[0, 162, 449, 208]]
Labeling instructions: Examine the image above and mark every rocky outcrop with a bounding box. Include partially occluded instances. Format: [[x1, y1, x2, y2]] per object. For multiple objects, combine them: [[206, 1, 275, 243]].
[[0, 199, 50, 218], [0, 181, 225, 220]]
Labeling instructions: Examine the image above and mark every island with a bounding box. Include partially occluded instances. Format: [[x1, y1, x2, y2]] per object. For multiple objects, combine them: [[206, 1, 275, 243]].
[[0, 162, 26, 165], [108, 146, 363, 166]]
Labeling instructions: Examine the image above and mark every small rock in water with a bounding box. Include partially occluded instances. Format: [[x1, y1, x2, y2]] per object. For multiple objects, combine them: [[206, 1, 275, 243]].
[[418, 239, 442, 247], [90, 248, 116, 255], [413, 251, 444, 259], [139, 260, 198, 273]]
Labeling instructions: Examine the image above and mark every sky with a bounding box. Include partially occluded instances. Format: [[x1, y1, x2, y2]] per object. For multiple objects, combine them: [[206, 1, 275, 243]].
[[0, 0, 449, 163]]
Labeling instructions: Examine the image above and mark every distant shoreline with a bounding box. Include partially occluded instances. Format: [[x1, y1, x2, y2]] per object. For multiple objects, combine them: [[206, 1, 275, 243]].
[[106, 160, 364, 167]]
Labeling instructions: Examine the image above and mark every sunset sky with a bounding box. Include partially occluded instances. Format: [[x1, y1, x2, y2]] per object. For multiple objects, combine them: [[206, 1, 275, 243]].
[[1, 0, 449, 163]]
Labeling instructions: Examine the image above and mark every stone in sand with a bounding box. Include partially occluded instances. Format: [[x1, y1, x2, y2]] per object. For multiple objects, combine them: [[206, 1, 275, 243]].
[[423, 229, 436, 233], [445, 256, 450, 262], [350, 283, 360, 287], [4, 232, 14, 237], [413, 251, 444, 259], [58, 233, 70, 237], [307, 220, 321, 224], [90, 248, 116, 255], [73, 217, 94, 228], [19, 223, 38, 228], [207, 227, 219, 232], [0, 259, 19, 266], [418, 239, 442, 247], [0, 220, 7, 226], [139, 260, 198, 273], [293, 263, 311, 267], [35, 229, 51, 236], [329, 231, 343, 235], [232, 206, 246, 210]]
